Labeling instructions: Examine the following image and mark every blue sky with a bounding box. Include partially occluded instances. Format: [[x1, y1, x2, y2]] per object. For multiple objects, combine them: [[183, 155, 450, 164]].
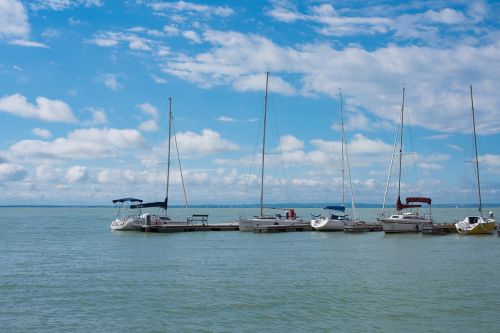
[[0, 0, 499, 206]]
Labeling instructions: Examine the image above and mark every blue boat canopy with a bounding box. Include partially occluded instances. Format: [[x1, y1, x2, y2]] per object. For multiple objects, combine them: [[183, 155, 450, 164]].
[[130, 197, 168, 209], [324, 205, 346, 212], [112, 198, 143, 203]]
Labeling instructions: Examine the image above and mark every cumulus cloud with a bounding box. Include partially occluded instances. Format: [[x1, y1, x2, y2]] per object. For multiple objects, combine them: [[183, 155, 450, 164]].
[[217, 116, 235, 122], [0, 0, 30, 40], [150, 1, 234, 17], [0, 163, 27, 181], [65, 165, 88, 183], [32, 128, 52, 138], [161, 28, 500, 134], [8, 128, 147, 161], [138, 120, 158, 132], [95, 73, 123, 91], [182, 30, 202, 44], [30, 0, 103, 11], [279, 135, 304, 152], [0, 93, 77, 123], [84, 107, 108, 125], [137, 102, 159, 119], [174, 129, 239, 156]]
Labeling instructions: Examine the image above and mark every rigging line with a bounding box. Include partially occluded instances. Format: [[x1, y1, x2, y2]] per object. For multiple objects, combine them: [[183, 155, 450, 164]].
[[269, 77, 291, 203], [339, 91, 357, 220], [171, 114, 190, 217], [404, 96, 422, 196], [381, 125, 399, 217]]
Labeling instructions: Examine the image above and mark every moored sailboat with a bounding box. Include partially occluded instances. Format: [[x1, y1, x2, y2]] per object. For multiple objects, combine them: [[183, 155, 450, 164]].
[[455, 85, 496, 235], [381, 88, 432, 233], [111, 98, 206, 231], [310, 91, 364, 231], [238, 72, 305, 231]]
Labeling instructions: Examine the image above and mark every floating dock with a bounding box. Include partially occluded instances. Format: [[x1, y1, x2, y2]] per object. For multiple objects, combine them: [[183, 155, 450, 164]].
[[253, 223, 313, 233], [343, 222, 383, 233], [135, 223, 240, 233], [421, 223, 457, 235]]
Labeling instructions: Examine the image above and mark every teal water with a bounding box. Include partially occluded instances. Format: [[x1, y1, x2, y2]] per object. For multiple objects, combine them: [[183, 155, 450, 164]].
[[1, 207, 499, 332]]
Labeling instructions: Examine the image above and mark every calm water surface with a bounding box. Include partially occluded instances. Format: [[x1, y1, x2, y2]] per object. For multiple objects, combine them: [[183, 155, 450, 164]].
[[1, 207, 499, 332]]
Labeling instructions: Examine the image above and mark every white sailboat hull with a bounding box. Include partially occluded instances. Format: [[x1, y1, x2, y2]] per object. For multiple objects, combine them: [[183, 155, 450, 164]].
[[111, 214, 189, 230], [310, 217, 345, 231], [239, 217, 304, 232], [455, 216, 496, 235], [381, 215, 432, 233], [110, 216, 143, 231]]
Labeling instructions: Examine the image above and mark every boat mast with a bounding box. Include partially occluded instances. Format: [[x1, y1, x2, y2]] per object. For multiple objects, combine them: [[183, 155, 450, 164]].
[[165, 97, 172, 213], [340, 92, 345, 208], [397, 88, 405, 213], [339, 91, 358, 220], [260, 72, 269, 217], [470, 85, 482, 216]]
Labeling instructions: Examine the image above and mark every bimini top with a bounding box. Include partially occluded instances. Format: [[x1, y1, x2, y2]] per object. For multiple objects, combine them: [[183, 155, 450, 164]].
[[112, 198, 143, 203], [130, 197, 168, 209], [324, 205, 346, 212]]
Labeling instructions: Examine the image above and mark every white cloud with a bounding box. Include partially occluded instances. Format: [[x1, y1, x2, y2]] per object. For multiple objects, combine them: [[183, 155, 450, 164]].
[[138, 120, 158, 132], [182, 30, 202, 44], [482, 154, 500, 175], [8, 128, 147, 161], [95, 73, 123, 91], [174, 129, 239, 156], [150, 1, 234, 17], [151, 74, 167, 84], [31, 0, 103, 11], [161, 29, 500, 134], [137, 102, 159, 119], [418, 162, 443, 170], [447, 144, 464, 152], [65, 165, 88, 183], [217, 116, 235, 122], [32, 128, 52, 138], [0, 0, 29, 40], [8, 39, 48, 48], [0, 93, 78, 123], [84, 108, 108, 125], [0, 163, 27, 181], [279, 135, 304, 152]]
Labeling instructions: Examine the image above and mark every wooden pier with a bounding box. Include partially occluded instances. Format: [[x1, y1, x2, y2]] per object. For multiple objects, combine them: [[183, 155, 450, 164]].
[[136, 223, 239, 233], [253, 223, 313, 233], [421, 223, 457, 235], [343, 222, 383, 233]]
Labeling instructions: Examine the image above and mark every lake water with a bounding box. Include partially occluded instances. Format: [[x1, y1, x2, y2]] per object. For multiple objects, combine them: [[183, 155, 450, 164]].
[[1, 207, 499, 332]]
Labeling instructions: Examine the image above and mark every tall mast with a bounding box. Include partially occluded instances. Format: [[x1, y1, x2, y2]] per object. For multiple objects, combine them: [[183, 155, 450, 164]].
[[165, 97, 172, 213], [470, 85, 482, 215], [260, 72, 269, 216], [397, 87, 405, 212], [340, 92, 345, 207], [340, 91, 357, 220]]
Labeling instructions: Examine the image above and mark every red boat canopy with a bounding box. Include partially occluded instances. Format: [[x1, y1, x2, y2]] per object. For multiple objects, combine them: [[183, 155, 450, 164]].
[[406, 197, 432, 205], [396, 196, 421, 211]]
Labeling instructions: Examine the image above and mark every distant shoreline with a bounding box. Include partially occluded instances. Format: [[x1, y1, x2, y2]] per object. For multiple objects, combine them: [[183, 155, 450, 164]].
[[1, 203, 499, 208]]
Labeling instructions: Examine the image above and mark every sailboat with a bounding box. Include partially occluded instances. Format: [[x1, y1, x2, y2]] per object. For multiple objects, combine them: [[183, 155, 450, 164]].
[[238, 72, 305, 232], [455, 85, 496, 235], [311, 91, 362, 231], [381, 88, 432, 233], [111, 98, 202, 230]]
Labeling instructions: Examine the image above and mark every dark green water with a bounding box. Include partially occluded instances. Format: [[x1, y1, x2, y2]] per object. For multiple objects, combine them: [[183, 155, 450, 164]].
[[1, 207, 499, 332]]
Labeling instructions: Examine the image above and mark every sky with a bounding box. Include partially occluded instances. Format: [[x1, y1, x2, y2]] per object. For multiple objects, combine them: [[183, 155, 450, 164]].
[[0, 0, 499, 206]]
